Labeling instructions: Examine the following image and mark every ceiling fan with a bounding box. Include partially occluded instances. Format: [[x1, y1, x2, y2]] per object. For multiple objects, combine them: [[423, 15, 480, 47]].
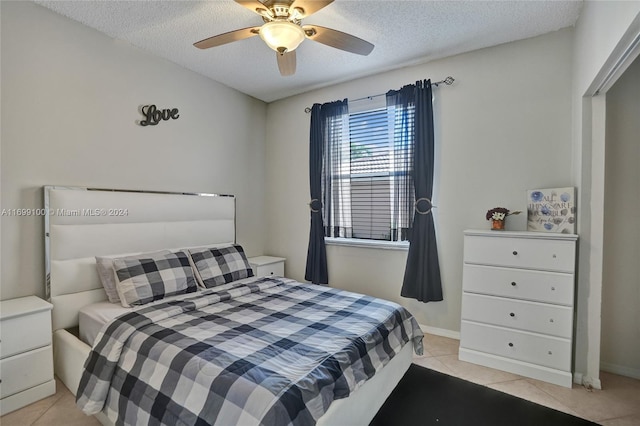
[[194, 0, 374, 76]]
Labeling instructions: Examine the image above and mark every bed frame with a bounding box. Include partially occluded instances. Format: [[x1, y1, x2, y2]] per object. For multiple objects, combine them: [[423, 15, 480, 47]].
[[45, 186, 412, 426]]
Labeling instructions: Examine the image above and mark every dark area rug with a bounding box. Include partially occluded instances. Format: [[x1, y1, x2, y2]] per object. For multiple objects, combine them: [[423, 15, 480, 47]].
[[370, 364, 599, 426]]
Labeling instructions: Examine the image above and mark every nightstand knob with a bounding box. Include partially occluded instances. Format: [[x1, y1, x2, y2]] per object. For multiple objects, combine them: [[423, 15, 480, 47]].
[[509, 312, 515, 317], [553, 254, 557, 258], [511, 281, 517, 287], [548, 351, 553, 355], [551, 287, 556, 291], [512, 251, 518, 256], [508, 342, 514, 347], [550, 318, 554, 323]]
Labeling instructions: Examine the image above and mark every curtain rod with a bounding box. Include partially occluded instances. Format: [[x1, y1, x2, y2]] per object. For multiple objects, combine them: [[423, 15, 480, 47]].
[[304, 76, 455, 113]]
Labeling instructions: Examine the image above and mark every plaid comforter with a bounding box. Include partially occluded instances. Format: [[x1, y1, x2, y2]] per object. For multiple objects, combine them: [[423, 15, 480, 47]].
[[76, 277, 423, 426]]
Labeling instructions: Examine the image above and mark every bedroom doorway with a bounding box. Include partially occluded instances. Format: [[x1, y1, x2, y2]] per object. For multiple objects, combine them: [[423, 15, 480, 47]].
[[578, 15, 640, 389], [600, 55, 640, 380]]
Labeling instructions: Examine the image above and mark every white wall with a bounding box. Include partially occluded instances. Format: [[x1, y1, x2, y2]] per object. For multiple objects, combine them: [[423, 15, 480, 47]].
[[264, 29, 574, 330], [571, 0, 640, 387], [0, 1, 268, 300], [601, 56, 640, 379]]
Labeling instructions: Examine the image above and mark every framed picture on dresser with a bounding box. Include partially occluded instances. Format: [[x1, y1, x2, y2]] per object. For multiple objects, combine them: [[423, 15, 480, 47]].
[[526, 187, 576, 233]]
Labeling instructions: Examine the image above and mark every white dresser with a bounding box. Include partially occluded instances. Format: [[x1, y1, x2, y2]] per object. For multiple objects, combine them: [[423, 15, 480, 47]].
[[0, 296, 56, 415], [248, 256, 286, 278], [459, 230, 578, 387]]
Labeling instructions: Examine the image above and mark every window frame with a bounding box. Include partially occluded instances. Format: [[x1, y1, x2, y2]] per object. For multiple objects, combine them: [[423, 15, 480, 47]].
[[323, 99, 413, 249]]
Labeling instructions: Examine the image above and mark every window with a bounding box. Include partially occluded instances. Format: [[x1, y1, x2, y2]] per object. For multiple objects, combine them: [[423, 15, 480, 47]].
[[323, 101, 415, 243], [307, 81, 439, 291]]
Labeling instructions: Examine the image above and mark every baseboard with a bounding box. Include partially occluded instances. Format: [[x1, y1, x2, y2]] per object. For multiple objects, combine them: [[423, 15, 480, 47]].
[[600, 361, 640, 380], [573, 372, 583, 385], [573, 372, 602, 390], [419, 324, 460, 340]]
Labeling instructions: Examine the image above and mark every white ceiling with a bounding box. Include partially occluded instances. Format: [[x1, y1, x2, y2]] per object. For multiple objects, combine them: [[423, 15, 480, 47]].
[[34, 0, 582, 103]]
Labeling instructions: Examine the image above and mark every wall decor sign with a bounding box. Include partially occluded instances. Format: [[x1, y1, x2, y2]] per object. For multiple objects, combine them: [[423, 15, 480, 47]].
[[139, 105, 179, 126], [526, 187, 576, 233]]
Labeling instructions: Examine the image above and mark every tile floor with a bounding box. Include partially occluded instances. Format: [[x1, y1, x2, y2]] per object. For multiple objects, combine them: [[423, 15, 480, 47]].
[[2, 334, 639, 425]]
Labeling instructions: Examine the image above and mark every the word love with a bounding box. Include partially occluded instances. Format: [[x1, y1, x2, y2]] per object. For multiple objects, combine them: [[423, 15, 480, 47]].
[[139, 104, 180, 126]]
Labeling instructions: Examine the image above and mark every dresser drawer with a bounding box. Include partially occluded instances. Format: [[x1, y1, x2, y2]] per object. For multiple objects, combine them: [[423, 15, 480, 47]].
[[462, 293, 573, 338], [463, 264, 574, 306], [0, 310, 52, 359], [0, 345, 54, 399], [464, 235, 575, 272], [460, 321, 571, 371]]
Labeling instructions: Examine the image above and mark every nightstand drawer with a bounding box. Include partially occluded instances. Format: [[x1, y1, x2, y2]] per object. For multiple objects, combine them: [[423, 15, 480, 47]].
[[253, 262, 284, 277], [462, 293, 573, 338], [249, 256, 285, 278], [460, 321, 571, 371], [0, 345, 54, 399], [0, 310, 52, 359], [463, 264, 574, 305], [464, 235, 575, 272]]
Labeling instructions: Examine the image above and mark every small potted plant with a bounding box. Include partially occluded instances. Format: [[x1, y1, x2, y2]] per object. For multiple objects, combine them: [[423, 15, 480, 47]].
[[486, 207, 521, 230]]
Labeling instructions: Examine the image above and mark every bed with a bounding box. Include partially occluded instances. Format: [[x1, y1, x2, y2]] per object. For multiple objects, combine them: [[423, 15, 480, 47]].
[[45, 186, 422, 425]]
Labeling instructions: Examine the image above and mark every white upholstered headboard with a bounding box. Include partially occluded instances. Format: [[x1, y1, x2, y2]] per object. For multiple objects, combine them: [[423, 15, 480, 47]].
[[45, 186, 236, 331]]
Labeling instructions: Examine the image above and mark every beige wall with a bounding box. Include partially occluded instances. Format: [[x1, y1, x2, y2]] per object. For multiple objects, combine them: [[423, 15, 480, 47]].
[[601, 56, 640, 379], [0, 1, 268, 300], [264, 29, 574, 331]]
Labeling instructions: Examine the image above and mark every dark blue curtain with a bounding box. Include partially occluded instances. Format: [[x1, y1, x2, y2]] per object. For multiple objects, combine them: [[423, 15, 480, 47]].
[[387, 80, 443, 302], [305, 99, 348, 284]]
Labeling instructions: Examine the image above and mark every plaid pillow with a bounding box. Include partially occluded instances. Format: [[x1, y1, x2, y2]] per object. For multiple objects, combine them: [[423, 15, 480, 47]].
[[188, 244, 254, 288], [113, 250, 197, 307], [96, 250, 171, 303]]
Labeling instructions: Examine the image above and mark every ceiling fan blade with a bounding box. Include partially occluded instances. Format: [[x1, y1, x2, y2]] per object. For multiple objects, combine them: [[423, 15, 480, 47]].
[[276, 50, 296, 76], [234, 0, 272, 17], [303, 25, 374, 56], [194, 27, 260, 49], [290, 0, 333, 18]]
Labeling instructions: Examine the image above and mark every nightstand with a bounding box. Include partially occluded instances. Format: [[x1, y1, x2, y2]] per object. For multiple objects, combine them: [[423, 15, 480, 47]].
[[248, 256, 286, 277], [0, 296, 55, 415]]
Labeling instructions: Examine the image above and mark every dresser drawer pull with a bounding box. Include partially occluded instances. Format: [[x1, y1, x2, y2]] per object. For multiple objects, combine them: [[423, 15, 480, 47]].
[[511, 281, 517, 287], [551, 287, 556, 291], [508, 342, 514, 347], [548, 351, 553, 355], [509, 312, 515, 317], [512, 251, 518, 256], [549, 318, 554, 323]]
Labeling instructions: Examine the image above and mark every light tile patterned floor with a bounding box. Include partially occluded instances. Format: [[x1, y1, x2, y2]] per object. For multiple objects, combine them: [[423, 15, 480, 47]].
[[412, 334, 640, 425], [2, 334, 639, 425]]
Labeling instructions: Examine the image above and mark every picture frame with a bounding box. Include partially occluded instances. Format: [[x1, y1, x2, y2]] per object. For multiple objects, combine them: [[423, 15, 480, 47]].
[[526, 187, 576, 233]]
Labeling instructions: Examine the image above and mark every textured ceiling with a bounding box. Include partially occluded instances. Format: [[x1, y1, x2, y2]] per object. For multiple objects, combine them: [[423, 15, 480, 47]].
[[34, 0, 582, 103]]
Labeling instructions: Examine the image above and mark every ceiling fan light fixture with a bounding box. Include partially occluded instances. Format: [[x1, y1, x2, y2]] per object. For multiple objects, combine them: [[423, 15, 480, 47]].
[[259, 20, 305, 53]]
